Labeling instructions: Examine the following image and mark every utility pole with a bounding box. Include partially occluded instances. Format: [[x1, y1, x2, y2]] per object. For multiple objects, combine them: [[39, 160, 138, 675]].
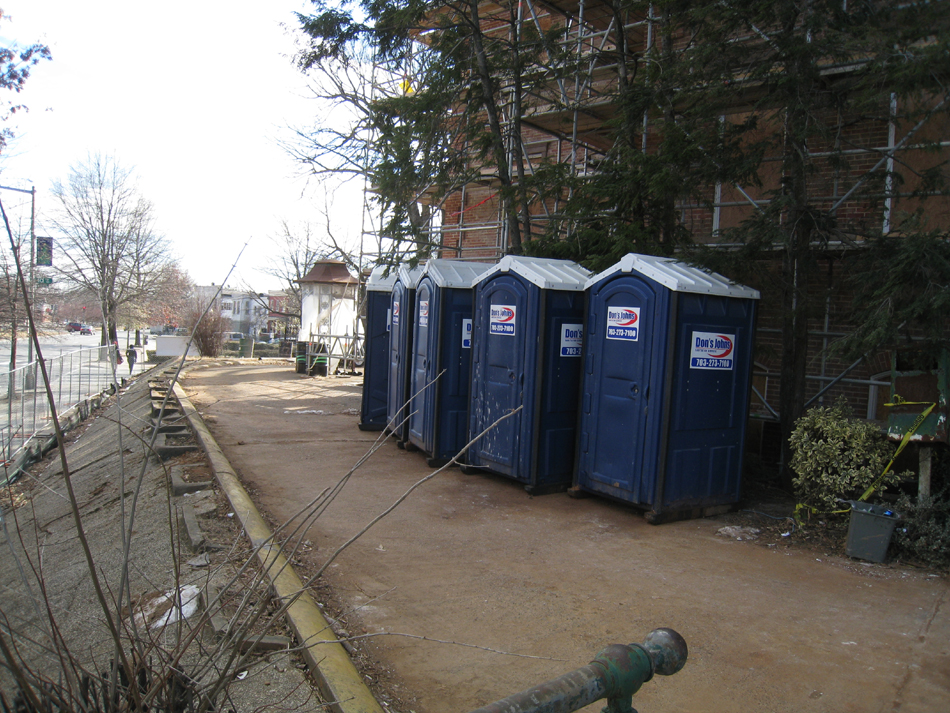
[[0, 183, 37, 391], [26, 186, 35, 388]]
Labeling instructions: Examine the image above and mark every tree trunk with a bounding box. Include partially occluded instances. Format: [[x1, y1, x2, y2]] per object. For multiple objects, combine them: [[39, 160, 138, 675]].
[[778, 248, 811, 489], [777, 65, 815, 488], [467, 0, 521, 253], [7, 316, 16, 401], [508, 3, 530, 252]]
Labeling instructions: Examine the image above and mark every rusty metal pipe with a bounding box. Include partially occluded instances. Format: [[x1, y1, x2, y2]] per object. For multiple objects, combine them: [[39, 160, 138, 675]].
[[469, 628, 687, 713]]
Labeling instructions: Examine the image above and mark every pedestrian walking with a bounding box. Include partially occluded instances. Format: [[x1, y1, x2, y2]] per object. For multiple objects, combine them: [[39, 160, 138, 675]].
[[125, 345, 137, 374]]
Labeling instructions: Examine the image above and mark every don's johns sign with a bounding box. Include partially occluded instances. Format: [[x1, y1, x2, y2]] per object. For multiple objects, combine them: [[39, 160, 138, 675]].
[[690, 331, 735, 370], [490, 304, 517, 336], [606, 306, 640, 341]]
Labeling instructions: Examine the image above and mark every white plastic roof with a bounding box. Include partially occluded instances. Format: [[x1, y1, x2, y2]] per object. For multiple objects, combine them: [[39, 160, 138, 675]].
[[365, 265, 398, 292], [585, 253, 760, 299], [422, 259, 493, 289], [473, 255, 592, 291], [396, 263, 426, 290]]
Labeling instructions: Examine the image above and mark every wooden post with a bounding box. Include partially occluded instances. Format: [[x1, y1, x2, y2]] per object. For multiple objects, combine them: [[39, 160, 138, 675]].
[[919, 446, 932, 501]]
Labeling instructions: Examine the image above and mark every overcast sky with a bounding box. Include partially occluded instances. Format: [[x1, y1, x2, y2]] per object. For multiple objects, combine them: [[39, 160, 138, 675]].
[[0, 0, 363, 291]]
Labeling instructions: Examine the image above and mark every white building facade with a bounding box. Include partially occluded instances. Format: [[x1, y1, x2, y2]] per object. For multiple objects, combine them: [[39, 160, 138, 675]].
[[195, 285, 269, 337]]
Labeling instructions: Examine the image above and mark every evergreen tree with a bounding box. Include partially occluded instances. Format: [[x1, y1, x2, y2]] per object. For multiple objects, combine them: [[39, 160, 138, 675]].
[[525, 1, 763, 271], [680, 0, 950, 484]]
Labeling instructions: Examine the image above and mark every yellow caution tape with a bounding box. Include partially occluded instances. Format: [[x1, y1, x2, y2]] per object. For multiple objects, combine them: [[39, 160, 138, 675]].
[[793, 396, 936, 522], [794, 502, 849, 522], [858, 400, 935, 501]]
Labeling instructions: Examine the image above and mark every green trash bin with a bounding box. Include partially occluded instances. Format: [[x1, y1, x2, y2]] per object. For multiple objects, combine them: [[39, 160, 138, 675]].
[[295, 341, 309, 373], [309, 354, 329, 377], [845, 501, 900, 563]]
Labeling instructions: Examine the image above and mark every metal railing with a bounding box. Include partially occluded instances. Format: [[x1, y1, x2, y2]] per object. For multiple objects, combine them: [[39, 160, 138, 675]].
[[0, 345, 119, 463], [469, 628, 688, 713]]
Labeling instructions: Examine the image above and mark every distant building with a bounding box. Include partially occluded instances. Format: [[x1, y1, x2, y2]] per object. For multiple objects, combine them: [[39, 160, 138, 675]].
[[266, 290, 296, 337], [194, 285, 269, 337]]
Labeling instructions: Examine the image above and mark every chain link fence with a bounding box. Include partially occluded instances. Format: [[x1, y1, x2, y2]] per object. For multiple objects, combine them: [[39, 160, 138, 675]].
[[0, 345, 120, 465]]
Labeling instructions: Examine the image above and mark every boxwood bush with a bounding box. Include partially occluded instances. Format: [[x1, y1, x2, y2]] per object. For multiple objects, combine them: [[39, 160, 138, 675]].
[[789, 398, 904, 512]]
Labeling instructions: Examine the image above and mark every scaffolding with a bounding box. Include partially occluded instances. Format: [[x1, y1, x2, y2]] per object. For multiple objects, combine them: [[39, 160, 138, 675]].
[[352, 0, 948, 450], [357, 0, 937, 264]]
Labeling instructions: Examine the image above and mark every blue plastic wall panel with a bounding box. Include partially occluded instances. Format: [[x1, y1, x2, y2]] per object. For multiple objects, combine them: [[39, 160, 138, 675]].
[[660, 293, 756, 510], [576, 276, 671, 505], [468, 274, 585, 492], [359, 289, 393, 430], [386, 280, 416, 441], [533, 289, 586, 489], [407, 278, 475, 463]]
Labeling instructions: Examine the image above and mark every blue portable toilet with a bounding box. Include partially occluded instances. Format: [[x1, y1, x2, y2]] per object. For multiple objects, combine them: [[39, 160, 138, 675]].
[[575, 253, 759, 523], [407, 260, 492, 466], [359, 266, 398, 431], [466, 256, 591, 494], [386, 263, 425, 443]]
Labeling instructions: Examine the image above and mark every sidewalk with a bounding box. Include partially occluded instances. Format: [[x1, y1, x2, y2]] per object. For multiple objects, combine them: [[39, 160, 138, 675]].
[[181, 362, 950, 713]]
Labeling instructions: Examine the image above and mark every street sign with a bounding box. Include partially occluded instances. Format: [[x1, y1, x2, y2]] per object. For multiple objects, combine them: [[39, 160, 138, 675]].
[[36, 237, 53, 267], [36, 277, 53, 285]]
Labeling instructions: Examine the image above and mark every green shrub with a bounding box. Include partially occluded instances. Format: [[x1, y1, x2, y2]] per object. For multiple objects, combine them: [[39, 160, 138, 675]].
[[892, 485, 950, 569], [789, 398, 904, 511]]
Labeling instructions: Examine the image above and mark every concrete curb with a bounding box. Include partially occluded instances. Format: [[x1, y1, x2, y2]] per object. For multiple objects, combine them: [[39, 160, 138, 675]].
[[172, 382, 384, 713]]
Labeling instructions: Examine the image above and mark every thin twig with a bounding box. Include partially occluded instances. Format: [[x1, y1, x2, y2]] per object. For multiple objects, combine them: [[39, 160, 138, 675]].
[[0, 194, 135, 705]]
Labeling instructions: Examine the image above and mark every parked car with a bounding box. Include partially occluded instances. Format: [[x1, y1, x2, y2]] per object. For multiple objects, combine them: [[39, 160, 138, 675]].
[[79, 325, 93, 335], [224, 332, 244, 342]]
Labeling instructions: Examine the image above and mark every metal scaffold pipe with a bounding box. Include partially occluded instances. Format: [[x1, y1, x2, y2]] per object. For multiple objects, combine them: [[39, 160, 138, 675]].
[[468, 628, 687, 713]]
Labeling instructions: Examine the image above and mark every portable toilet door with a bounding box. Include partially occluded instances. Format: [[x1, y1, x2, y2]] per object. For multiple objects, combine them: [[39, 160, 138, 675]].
[[467, 256, 591, 494], [576, 253, 759, 522], [359, 266, 397, 431], [407, 260, 491, 466], [386, 263, 425, 443]]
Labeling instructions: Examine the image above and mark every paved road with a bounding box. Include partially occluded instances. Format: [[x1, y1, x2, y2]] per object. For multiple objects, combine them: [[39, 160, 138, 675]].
[[0, 329, 151, 373], [182, 363, 950, 713], [0, 330, 150, 456]]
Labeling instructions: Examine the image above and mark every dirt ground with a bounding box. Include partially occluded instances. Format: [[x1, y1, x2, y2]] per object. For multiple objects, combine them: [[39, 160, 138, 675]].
[[181, 361, 950, 713]]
